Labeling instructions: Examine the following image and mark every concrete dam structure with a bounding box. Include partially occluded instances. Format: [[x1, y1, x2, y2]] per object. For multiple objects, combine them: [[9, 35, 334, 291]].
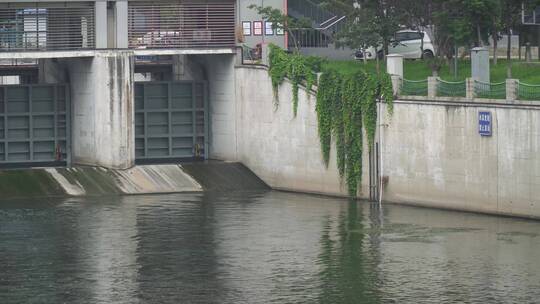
[[0, 0, 539, 221]]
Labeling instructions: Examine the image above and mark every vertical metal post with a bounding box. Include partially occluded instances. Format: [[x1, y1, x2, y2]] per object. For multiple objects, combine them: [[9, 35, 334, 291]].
[[28, 85, 33, 161], [143, 83, 148, 158], [53, 85, 58, 162], [369, 149, 373, 201], [191, 82, 196, 158], [65, 85, 72, 166], [168, 82, 172, 157], [203, 81, 209, 160], [3, 87, 7, 162], [376, 142, 380, 203]]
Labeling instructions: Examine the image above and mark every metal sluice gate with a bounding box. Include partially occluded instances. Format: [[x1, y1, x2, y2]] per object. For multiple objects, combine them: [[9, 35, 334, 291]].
[[135, 81, 208, 162], [0, 84, 69, 166]]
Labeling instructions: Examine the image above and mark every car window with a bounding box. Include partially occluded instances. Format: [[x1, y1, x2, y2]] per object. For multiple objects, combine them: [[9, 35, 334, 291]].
[[395, 32, 423, 42], [395, 32, 407, 42], [408, 32, 423, 40]]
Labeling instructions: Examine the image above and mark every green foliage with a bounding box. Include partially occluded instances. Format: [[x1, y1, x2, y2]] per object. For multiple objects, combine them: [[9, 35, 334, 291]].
[[268, 45, 394, 196], [268, 44, 318, 115], [316, 71, 339, 167]]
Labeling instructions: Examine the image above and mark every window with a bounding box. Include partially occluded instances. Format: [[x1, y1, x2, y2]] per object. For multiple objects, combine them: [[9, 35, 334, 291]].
[[395, 32, 423, 42]]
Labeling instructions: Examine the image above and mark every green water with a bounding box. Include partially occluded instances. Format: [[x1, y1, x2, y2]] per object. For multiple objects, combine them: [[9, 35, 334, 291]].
[[1, 191, 539, 303]]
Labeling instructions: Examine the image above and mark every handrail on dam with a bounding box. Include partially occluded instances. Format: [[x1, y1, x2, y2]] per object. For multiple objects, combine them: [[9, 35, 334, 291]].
[[385, 53, 540, 103], [391, 75, 525, 103]]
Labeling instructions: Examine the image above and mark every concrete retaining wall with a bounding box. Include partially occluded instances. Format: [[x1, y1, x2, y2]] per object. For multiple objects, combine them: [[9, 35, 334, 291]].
[[234, 66, 540, 219], [380, 100, 540, 219], [234, 66, 371, 197]]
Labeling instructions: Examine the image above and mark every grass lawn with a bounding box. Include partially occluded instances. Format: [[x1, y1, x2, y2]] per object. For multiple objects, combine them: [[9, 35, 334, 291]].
[[322, 59, 540, 84]]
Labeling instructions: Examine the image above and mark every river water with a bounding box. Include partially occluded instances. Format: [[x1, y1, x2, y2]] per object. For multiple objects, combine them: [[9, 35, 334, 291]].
[[1, 190, 539, 303]]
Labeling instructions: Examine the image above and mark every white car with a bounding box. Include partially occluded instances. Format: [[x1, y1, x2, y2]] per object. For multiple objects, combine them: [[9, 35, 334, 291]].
[[355, 30, 435, 60]]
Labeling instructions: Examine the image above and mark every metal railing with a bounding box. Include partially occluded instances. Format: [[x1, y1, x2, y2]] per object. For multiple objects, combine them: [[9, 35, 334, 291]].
[[0, 2, 95, 51], [289, 0, 335, 27], [242, 44, 262, 62], [436, 79, 466, 97], [401, 79, 428, 96], [518, 81, 540, 100], [474, 80, 506, 99], [290, 28, 333, 48], [128, 1, 235, 49]]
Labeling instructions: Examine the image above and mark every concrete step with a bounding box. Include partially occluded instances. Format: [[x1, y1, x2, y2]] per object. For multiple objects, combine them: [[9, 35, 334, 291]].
[[181, 161, 269, 192], [0, 162, 268, 200]]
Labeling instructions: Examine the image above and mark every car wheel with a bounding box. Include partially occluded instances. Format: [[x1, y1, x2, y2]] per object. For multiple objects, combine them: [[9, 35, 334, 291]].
[[422, 50, 434, 59], [377, 50, 384, 60]]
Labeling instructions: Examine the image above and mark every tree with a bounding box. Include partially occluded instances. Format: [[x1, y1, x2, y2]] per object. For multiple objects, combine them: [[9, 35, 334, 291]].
[[248, 5, 311, 51], [320, 0, 401, 72], [463, 0, 500, 47], [499, 0, 540, 77]]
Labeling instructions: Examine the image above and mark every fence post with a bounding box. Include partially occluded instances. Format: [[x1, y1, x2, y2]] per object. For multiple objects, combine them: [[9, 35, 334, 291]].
[[506, 79, 518, 101], [466, 78, 475, 100], [261, 43, 269, 66], [386, 54, 404, 79], [390, 75, 402, 96], [428, 77, 438, 98]]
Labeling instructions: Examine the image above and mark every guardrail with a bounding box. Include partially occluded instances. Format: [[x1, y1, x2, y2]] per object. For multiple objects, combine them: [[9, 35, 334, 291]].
[[401, 79, 428, 96], [436, 79, 466, 97], [289, 29, 333, 48], [390, 76, 540, 102], [474, 80, 506, 99], [518, 82, 540, 100]]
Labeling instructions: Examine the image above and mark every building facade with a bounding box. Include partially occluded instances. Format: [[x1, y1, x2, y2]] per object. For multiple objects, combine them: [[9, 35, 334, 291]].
[[0, 0, 282, 169]]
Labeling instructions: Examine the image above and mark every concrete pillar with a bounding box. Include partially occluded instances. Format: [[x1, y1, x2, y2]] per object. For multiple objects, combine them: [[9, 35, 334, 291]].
[[471, 47, 490, 83], [261, 43, 269, 66], [466, 78, 475, 99], [428, 77, 438, 98], [115, 1, 129, 48], [68, 52, 135, 169], [386, 54, 404, 79], [390, 75, 402, 96], [506, 79, 518, 102], [95, 1, 108, 48], [172, 55, 186, 80]]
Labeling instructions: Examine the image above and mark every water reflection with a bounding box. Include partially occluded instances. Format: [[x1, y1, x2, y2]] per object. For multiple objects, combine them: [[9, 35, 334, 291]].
[[317, 201, 383, 304], [0, 192, 539, 303]]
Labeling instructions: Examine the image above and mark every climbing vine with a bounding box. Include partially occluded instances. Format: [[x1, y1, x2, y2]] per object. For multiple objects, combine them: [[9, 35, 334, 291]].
[[268, 44, 321, 115], [267, 44, 394, 197]]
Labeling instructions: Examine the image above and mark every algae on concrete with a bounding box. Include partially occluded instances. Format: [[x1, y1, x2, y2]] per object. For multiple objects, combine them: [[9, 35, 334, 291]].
[[0, 170, 66, 199]]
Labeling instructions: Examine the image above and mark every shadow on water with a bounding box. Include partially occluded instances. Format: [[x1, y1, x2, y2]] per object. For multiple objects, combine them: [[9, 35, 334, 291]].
[[317, 200, 384, 304], [133, 190, 270, 304]]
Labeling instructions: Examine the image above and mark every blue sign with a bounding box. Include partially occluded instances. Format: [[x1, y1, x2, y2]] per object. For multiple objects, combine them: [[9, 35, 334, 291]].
[[478, 111, 492, 136]]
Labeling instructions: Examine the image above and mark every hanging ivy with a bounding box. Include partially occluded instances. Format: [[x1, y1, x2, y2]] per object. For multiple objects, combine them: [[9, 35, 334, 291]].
[[267, 44, 393, 197], [268, 44, 322, 115]]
